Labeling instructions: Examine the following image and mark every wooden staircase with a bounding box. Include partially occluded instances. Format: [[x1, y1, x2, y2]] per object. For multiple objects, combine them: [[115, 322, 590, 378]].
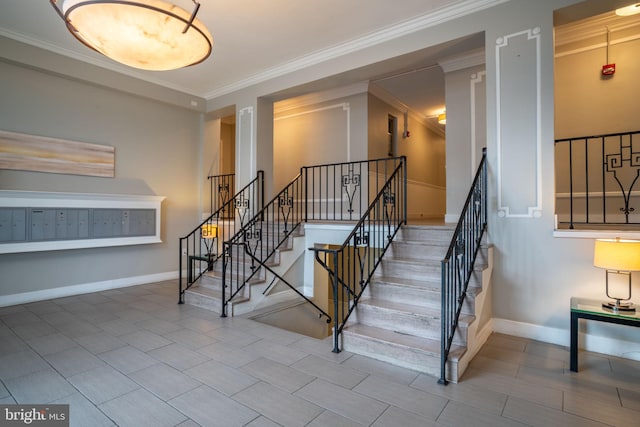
[[342, 224, 492, 382]]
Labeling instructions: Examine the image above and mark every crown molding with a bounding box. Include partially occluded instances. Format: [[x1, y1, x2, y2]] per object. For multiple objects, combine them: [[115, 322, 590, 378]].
[[274, 82, 369, 115], [203, 0, 509, 100], [438, 48, 485, 73], [555, 13, 640, 47]]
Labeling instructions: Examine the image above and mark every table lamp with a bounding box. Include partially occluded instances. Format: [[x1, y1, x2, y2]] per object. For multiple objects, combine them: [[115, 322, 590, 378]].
[[201, 223, 218, 270], [594, 238, 640, 312]]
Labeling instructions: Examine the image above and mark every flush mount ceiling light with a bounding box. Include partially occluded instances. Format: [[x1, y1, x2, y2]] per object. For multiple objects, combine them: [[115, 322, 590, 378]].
[[50, 0, 213, 71], [616, 3, 640, 16]]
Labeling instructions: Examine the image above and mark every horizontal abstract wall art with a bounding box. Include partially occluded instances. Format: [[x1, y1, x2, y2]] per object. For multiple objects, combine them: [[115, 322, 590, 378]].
[[0, 130, 114, 178]]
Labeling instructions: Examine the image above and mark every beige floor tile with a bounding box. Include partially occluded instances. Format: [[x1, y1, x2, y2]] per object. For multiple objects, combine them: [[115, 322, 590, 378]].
[[354, 375, 448, 420], [234, 381, 323, 427], [437, 401, 528, 427], [410, 373, 507, 415], [619, 387, 640, 412], [291, 354, 368, 389], [169, 385, 258, 427], [243, 339, 309, 366], [294, 379, 388, 425], [196, 342, 261, 367], [129, 363, 201, 401], [67, 365, 139, 404], [184, 359, 258, 395], [503, 396, 609, 427], [99, 388, 186, 427], [564, 390, 640, 425], [240, 357, 315, 393], [148, 343, 210, 371], [307, 410, 365, 427], [372, 405, 439, 427], [340, 354, 420, 386]]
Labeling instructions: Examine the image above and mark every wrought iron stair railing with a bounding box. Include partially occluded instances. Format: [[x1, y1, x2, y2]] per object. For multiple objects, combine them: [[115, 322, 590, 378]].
[[555, 130, 640, 229], [178, 171, 264, 304], [221, 157, 406, 319], [310, 157, 407, 353], [439, 148, 487, 385], [207, 172, 235, 218]]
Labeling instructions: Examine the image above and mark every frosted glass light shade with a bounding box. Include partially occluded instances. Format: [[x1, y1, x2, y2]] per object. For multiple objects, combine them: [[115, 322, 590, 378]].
[[594, 239, 640, 271], [438, 113, 446, 125], [54, 0, 213, 71], [616, 3, 640, 16]]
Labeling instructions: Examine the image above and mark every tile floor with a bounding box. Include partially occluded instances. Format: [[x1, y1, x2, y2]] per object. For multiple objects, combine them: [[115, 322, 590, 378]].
[[1, 280, 639, 426]]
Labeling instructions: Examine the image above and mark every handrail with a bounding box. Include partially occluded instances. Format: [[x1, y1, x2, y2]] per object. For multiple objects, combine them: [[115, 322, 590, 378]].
[[311, 157, 407, 353], [554, 130, 640, 228], [439, 148, 487, 385], [221, 172, 308, 317], [221, 156, 406, 320], [178, 171, 264, 304]]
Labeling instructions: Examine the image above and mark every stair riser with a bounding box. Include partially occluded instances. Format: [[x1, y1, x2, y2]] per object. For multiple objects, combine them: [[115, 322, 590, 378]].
[[362, 284, 478, 316], [352, 304, 468, 345], [379, 261, 440, 281], [389, 242, 447, 260], [184, 291, 222, 314], [362, 284, 440, 309], [399, 228, 454, 242], [341, 331, 451, 378]]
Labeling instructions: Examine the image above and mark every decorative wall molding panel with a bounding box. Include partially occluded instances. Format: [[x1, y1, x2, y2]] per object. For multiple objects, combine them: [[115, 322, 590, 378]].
[[470, 70, 486, 175], [0, 130, 115, 177], [275, 102, 351, 161], [0, 190, 164, 253], [495, 27, 542, 218]]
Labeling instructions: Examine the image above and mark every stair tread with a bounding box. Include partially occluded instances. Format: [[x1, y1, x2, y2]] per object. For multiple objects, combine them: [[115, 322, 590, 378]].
[[343, 323, 465, 360]]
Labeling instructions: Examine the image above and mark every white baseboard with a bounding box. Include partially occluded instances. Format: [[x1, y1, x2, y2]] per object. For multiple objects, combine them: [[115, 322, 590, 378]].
[[0, 271, 178, 307], [493, 318, 640, 361]]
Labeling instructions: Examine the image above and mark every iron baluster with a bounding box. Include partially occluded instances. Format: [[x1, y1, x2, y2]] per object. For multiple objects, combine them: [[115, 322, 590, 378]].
[[342, 164, 361, 216], [235, 195, 250, 227], [278, 190, 293, 234], [383, 190, 396, 240]]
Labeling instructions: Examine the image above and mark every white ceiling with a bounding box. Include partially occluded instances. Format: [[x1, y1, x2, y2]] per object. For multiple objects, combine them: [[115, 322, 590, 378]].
[[0, 1, 468, 97], [0, 1, 631, 124]]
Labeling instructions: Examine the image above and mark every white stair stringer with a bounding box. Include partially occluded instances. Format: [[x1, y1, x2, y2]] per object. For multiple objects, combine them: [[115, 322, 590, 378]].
[[341, 224, 493, 383], [184, 229, 309, 317]]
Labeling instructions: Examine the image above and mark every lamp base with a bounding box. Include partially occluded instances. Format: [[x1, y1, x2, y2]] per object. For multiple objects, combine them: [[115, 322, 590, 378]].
[[602, 300, 636, 312]]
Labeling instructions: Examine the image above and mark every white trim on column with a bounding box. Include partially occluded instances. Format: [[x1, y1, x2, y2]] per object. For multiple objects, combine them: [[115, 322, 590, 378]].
[[470, 70, 486, 176], [495, 27, 542, 218], [238, 106, 255, 180]]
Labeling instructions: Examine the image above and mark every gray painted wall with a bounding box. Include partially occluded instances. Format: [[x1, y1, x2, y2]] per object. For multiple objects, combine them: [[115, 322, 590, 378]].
[[0, 60, 201, 299]]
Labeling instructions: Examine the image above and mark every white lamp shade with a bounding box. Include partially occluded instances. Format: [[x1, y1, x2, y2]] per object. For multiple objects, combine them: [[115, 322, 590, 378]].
[[594, 239, 640, 271], [59, 0, 213, 71]]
